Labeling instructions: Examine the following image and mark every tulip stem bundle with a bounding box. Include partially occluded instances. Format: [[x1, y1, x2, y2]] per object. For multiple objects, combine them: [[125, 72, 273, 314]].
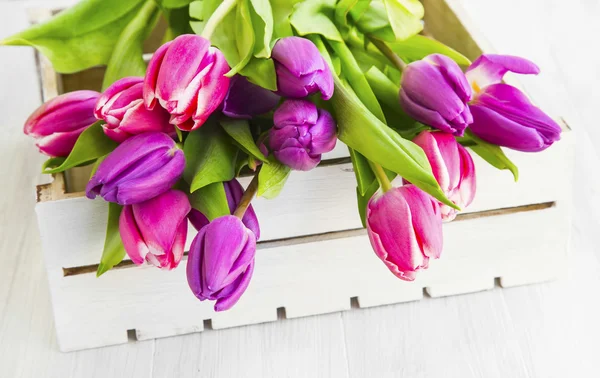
[[6, 0, 562, 311]]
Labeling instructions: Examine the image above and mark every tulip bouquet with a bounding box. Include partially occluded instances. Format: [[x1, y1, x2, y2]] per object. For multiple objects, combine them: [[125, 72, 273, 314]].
[[4, 0, 561, 311]]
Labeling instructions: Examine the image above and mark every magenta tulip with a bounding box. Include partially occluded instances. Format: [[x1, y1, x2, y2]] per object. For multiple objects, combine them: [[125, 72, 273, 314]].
[[222, 75, 280, 119], [188, 179, 260, 239], [23, 90, 100, 157], [400, 54, 472, 136], [412, 131, 476, 221], [186, 215, 256, 311], [143, 34, 230, 131], [367, 185, 443, 281], [95, 76, 174, 143], [86, 132, 185, 205], [272, 37, 334, 100], [466, 54, 561, 152], [269, 99, 337, 171], [120, 189, 190, 270]]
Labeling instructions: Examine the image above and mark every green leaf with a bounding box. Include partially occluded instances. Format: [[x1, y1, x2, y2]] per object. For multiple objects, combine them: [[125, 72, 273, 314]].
[[159, 0, 195, 8], [240, 57, 278, 91], [163, 5, 195, 41], [382, 0, 424, 41], [290, 0, 342, 41], [389, 35, 471, 66], [349, 148, 375, 196], [249, 0, 274, 58], [97, 203, 126, 277], [103, 0, 161, 89], [183, 120, 239, 192], [189, 0, 223, 34], [354, 1, 395, 42], [257, 156, 291, 199], [42, 157, 66, 172], [1, 0, 145, 73], [365, 66, 399, 110], [270, 0, 303, 38], [228, 0, 255, 76], [188, 182, 231, 221], [458, 130, 519, 181], [220, 118, 268, 162], [331, 76, 456, 209], [42, 121, 118, 174]]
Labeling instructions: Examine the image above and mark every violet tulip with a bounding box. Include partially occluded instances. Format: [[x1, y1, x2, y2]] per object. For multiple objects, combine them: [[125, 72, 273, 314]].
[[23, 90, 100, 157], [269, 99, 337, 171], [86, 132, 185, 205], [272, 37, 334, 100], [120, 189, 190, 270], [466, 54, 561, 152], [400, 54, 472, 136], [412, 131, 476, 221], [144, 34, 230, 131], [222, 75, 280, 119], [188, 179, 260, 239], [367, 185, 443, 281], [187, 215, 256, 311], [95, 76, 174, 143]]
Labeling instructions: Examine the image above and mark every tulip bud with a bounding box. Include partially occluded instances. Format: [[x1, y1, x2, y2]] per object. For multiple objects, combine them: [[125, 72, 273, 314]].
[[412, 131, 476, 221], [269, 99, 337, 171], [23, 90, 100, 157], [143, 34, 230, 131], [400, 54, 472, 136], [120, 189, 190, 270], [188, 179, 260, 239], [186, 215, 256, 311], [272, 37, 334, 100], [86, 132, 185, 205], [222, 75, 280, 119], [466, 54, 561, 152], [367, 185, 443, 281], [95, 76, 175, 143]]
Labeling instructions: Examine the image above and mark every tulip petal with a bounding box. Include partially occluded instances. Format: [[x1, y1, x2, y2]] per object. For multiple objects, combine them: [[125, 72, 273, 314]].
[[187, 227, 207, 298], [399, 89, 464, 135], [274, 147, 320, 171], [143, 41, 172, 110], [309, 109, 337, 154], [35, 127, 86, 157], [119, 205, 149, 265], [403, 185, 443, 259], [457, 143, 476, 209], [466, 54, 540, 89], [192, 47, 230, 130], [425, 54, 472, 103], [214, 261, 254, 312], [272, 37, 325, 78], [222, 75, 280, 119]]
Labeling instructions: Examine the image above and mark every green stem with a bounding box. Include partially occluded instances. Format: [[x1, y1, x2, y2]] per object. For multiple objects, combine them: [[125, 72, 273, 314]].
[[233, 171, 259, 219], [371, 161, 392, 192], [201, 0, 236, 40], [367, 35, 407, 72]]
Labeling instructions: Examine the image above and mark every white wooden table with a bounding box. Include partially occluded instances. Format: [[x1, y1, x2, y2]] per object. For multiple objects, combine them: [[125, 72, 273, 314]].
[[1, 0, 598, 377]]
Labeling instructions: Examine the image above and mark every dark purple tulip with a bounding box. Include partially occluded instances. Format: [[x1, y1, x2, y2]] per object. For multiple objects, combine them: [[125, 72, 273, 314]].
[[400, 54, 473, 136], [269, 99, 337, 171], [86, 132, 185, 205], [272, 37, 334, 100], [188, 178, 260, 239], [186, 215, 256, 311], [466, 54, 561, 152], [222, 75, 280, 119]]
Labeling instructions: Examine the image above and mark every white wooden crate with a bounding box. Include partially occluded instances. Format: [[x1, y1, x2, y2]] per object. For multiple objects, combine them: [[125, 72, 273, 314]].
[[30, 0, 574, 351]]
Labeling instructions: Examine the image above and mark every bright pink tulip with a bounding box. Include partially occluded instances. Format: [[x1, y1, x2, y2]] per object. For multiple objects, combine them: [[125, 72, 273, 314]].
[[143, 34, 230, 131], [412, 131, 476, 221], [119, 189, 191, 270], [23, 90, 100, 157], [95, 77, 174, 143], [367, 185, 443, 281]]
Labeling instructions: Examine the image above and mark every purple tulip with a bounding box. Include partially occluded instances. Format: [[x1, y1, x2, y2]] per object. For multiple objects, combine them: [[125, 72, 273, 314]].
[[412, 131, 476, 221], [269, 99, 337, 171], [23, 90, 100, 157], [272, 37, 334, 100], [367, 185, 443, 281], [400, 54, 473, 136], [120, 189, 190, 270], [222, 75, 280, 119], [186, 215, 256, 311], [143, 34, 230, 131], [95, 76, 175, 143], [188, 179, 260, 239], [466, 54, 561, 152], [86, 132, 185, 205]]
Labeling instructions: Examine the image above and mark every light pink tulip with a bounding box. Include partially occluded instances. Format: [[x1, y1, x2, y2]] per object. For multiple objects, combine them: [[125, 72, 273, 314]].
[[24, 90, 100, 157], [119, 189, 191, 270], [95, 77, 174, 143], [143, 34, 230, 131], [367, 185, 443, 281], [412, 131, 476, 221]]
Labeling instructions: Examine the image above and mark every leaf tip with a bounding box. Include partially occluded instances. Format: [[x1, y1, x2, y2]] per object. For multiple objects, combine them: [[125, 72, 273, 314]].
[[96, 263, 110, 277]]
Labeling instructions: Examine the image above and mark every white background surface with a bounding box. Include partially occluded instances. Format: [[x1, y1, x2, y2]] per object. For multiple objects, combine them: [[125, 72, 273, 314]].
[[1, 0, 599, 377]]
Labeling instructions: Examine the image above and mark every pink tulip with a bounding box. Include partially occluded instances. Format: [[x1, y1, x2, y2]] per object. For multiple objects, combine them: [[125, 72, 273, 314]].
[[119, 189, 191, 270], [367, 185, 443, 281], [412, 131, 476, 221], [143, 34, 230, 131], [95, 77, 175, 143], [23, 90, 100, 157]]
